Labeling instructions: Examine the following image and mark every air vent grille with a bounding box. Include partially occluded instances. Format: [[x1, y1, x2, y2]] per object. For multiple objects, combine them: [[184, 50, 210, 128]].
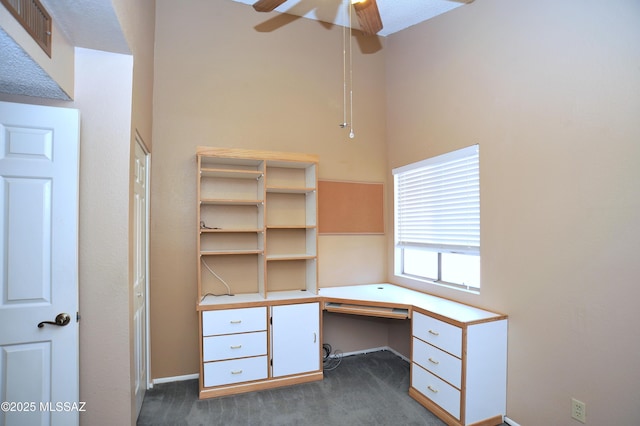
[[1, 0, 52, 57]]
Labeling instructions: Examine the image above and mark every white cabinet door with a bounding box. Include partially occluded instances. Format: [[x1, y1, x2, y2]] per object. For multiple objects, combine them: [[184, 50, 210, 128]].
[[271, 302, 320, 377]]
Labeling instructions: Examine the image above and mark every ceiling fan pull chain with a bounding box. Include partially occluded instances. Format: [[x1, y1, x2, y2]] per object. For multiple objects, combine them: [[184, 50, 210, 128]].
[[348, 0, 355, 139], [341, 12, 348, 129]]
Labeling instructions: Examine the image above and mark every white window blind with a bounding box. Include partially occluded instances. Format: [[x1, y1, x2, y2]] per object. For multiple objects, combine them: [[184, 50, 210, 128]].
[[393, 145, 479, 255]]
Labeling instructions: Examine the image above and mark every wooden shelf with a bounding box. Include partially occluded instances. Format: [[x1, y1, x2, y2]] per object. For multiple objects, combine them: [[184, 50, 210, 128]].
[[201, 168, 263, 179], [198, 292, 265, 308], [200, 228, 263, 233], [266, 186, 315, 194], [267, 225, 315, 229], [201, 249, 264, 256], [266, 254, 315, 261], [200, 198, 263, 206]]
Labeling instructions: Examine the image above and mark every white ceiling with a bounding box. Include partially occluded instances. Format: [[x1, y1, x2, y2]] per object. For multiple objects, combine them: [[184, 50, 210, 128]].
[[232, 0, 466, 36], [39, 0, 129, 54]]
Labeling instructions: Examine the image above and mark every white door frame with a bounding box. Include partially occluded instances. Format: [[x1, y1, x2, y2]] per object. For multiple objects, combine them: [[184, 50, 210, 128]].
[[133, 132, 151, 416], [143, 138, 152, 391], [140, 134, 152, 390]]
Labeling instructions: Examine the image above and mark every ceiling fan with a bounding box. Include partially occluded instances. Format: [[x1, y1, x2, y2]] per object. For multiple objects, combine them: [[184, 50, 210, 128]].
[[252, 0, 383, 35]]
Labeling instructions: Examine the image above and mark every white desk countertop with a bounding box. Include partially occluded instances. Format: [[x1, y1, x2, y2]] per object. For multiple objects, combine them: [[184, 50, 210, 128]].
[[198, 283, 506, 325], [319, 283, 506, 325]]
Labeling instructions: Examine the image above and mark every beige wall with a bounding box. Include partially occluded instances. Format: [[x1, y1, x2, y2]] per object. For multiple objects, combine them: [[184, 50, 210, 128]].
[[150, 0, 388, 379], [386, 0, 640, 424], [76, 3, 155, 425], [74, 48, 134, 426], [110, 2, 156, 423], [112, 0, 156, 148]]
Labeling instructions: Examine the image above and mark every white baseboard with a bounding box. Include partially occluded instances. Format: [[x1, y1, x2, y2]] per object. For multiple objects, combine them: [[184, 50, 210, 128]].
[[384, 346, 410, 362], [504, 416, 521, 426], [152, 373, 199, 385], [328, 346, 410, 363]]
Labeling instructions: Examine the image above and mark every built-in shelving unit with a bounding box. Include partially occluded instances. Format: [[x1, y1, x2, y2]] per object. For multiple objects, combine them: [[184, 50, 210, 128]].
[[196, 147, 322, 400], [196, 147, 319, 305]]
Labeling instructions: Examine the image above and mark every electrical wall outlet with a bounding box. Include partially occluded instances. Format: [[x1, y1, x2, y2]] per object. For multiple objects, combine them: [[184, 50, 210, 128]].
[[571, 398, 586, 423]]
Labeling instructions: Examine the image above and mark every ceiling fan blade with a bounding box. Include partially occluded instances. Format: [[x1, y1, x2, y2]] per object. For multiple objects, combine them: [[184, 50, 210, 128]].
[[352, 0, 383, 36], [252, 0, 288, 12]]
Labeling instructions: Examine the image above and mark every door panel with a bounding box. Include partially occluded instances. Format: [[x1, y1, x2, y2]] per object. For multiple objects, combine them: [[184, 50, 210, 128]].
[[5, 177, 52, 302], [0, 101, 80, 426]]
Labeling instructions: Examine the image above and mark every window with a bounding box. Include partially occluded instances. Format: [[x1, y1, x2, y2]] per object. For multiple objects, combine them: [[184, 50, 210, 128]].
[[393, 145, 480, 291]]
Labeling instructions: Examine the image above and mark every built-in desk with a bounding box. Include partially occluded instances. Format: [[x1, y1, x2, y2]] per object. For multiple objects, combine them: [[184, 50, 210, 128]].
[[320, 284, 508, 426], [319, 283, 506, 324], [198, 283, 507, 426]]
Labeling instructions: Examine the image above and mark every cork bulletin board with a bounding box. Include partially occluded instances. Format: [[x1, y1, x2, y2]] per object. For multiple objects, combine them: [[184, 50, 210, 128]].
[[318, 180, 384, 235]]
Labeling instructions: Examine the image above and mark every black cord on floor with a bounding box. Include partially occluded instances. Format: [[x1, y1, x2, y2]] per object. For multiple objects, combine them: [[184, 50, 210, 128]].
[[323, 343, 343, 371]]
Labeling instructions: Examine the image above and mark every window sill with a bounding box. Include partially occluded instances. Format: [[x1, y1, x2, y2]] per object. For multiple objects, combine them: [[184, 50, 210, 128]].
[[394, 273, 480, 295]]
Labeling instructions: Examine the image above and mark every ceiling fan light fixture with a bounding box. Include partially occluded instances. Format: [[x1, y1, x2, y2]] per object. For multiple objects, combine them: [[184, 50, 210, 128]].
[[352, 0, 383, 35], [252, 0, 287, 12]]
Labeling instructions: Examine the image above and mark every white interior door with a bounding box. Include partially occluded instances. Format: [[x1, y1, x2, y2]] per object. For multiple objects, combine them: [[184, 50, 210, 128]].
[[133, 135, 149, 417], [0, 101, 80, 426], [271, 302, 320, 377]]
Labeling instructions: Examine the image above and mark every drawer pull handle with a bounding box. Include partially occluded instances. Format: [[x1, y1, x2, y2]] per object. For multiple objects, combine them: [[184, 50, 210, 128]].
[[428, 357, 439, 365], [427, 385, 439, 394], [313, 332, 317, 343], [428, 329, 439, 336], [230, 320, 242, 324], [231, 370, 243, 375], [230, 345, 242, 349]]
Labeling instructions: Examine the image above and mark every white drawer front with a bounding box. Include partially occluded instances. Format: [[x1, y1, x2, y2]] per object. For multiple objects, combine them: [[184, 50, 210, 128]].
[[412, 363, 461, 420], [203, 331, 267, 362], [412, 337, 462, 389], [203, 356, 268, 387], [413, 311, 462, 358], [202, 307, 267, 336]]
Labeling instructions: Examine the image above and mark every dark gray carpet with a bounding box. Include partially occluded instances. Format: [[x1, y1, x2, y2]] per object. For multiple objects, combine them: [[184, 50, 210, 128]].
[[137, 350, 449, 426]]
